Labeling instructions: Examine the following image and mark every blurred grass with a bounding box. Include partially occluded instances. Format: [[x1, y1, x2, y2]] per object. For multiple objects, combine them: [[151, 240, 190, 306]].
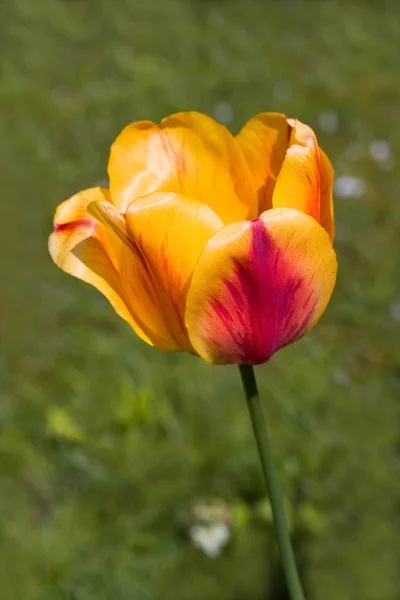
[[1, 0, 400, 599]]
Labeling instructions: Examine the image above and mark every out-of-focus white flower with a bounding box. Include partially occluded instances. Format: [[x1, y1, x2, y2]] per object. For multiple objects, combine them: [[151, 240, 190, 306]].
[[190, 523, 231, 557], [389, 301, 400, 321], [369, 140, 391, 163], [213, 101, 234, 125], [190, 499, 232, 556], [334, 176, 366, 198], [273, 81, 292, 101], [318, 110, 339, 134]]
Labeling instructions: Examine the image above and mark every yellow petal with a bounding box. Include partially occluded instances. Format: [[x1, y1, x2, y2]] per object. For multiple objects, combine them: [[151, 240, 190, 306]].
[[123, 192, 224, 352], [85, 199, 182, 351], [108, 111, 257, 224], [272, 119, 322, 220], [48, 187, 152, 344], [185, 207, 337, 365], [236, 112, 291, 214]]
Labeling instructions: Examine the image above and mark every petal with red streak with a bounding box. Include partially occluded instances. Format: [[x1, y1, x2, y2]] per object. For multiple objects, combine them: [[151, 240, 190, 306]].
[[185, 207, 337, 365], [48, 187, 151, 342]]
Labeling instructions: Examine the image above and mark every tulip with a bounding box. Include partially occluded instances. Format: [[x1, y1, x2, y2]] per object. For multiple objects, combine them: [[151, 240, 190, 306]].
[[49, 111, 339, 600], [49, 112, 337, 365]]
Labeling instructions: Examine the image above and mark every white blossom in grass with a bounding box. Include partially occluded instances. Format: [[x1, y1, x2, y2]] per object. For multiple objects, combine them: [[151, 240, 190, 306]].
[[334, 176, 366, 198], [190, 500, 232, 557], [369, 140, 391, 163], [190, 522, 231, 557]]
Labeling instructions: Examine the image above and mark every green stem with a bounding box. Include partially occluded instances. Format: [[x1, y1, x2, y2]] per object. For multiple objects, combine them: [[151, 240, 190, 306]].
[[239, 364, 306, 600]]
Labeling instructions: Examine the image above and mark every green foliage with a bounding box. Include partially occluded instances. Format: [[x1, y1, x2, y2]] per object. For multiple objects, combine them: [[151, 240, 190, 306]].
[[2, 1, 400, 599]]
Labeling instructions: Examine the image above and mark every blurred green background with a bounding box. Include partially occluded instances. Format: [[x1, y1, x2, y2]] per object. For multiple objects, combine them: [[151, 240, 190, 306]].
[[2, 0, 400, 599]]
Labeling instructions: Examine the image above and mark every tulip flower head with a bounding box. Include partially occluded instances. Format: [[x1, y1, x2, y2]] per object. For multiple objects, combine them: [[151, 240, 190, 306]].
[[49, 112, 337, 365]]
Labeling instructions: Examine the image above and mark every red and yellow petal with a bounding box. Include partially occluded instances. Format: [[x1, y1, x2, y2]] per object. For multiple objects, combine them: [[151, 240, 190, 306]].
[[185, 207, 337, 365], [88, 192, 223, 353], [108, 111, 257, 224], [48, 187, 151, 342], [236, 112, 291, 214]]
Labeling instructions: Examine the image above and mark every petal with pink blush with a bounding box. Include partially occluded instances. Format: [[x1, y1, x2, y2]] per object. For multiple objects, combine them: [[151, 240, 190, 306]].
[[48, 187, 148, 341], [185, 208, 337, 365]]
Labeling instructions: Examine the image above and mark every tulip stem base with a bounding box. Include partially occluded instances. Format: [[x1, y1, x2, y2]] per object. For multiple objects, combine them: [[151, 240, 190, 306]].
[[239, 364, 306, 600]]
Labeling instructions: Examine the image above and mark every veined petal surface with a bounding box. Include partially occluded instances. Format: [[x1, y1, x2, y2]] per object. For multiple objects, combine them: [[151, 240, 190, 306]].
[[185, 208, 337, 365], [108, 111, 257, 223], [122, 192, 223, 352]]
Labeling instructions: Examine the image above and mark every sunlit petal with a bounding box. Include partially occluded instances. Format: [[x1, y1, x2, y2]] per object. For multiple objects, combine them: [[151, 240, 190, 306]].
[[48, 187, 154, 341], [186, 207, 337, 365], [272, 120, 334, 240], [236, 112, 291, 214], [108, 111, 257, 223], [122, 192, 223, 352]]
